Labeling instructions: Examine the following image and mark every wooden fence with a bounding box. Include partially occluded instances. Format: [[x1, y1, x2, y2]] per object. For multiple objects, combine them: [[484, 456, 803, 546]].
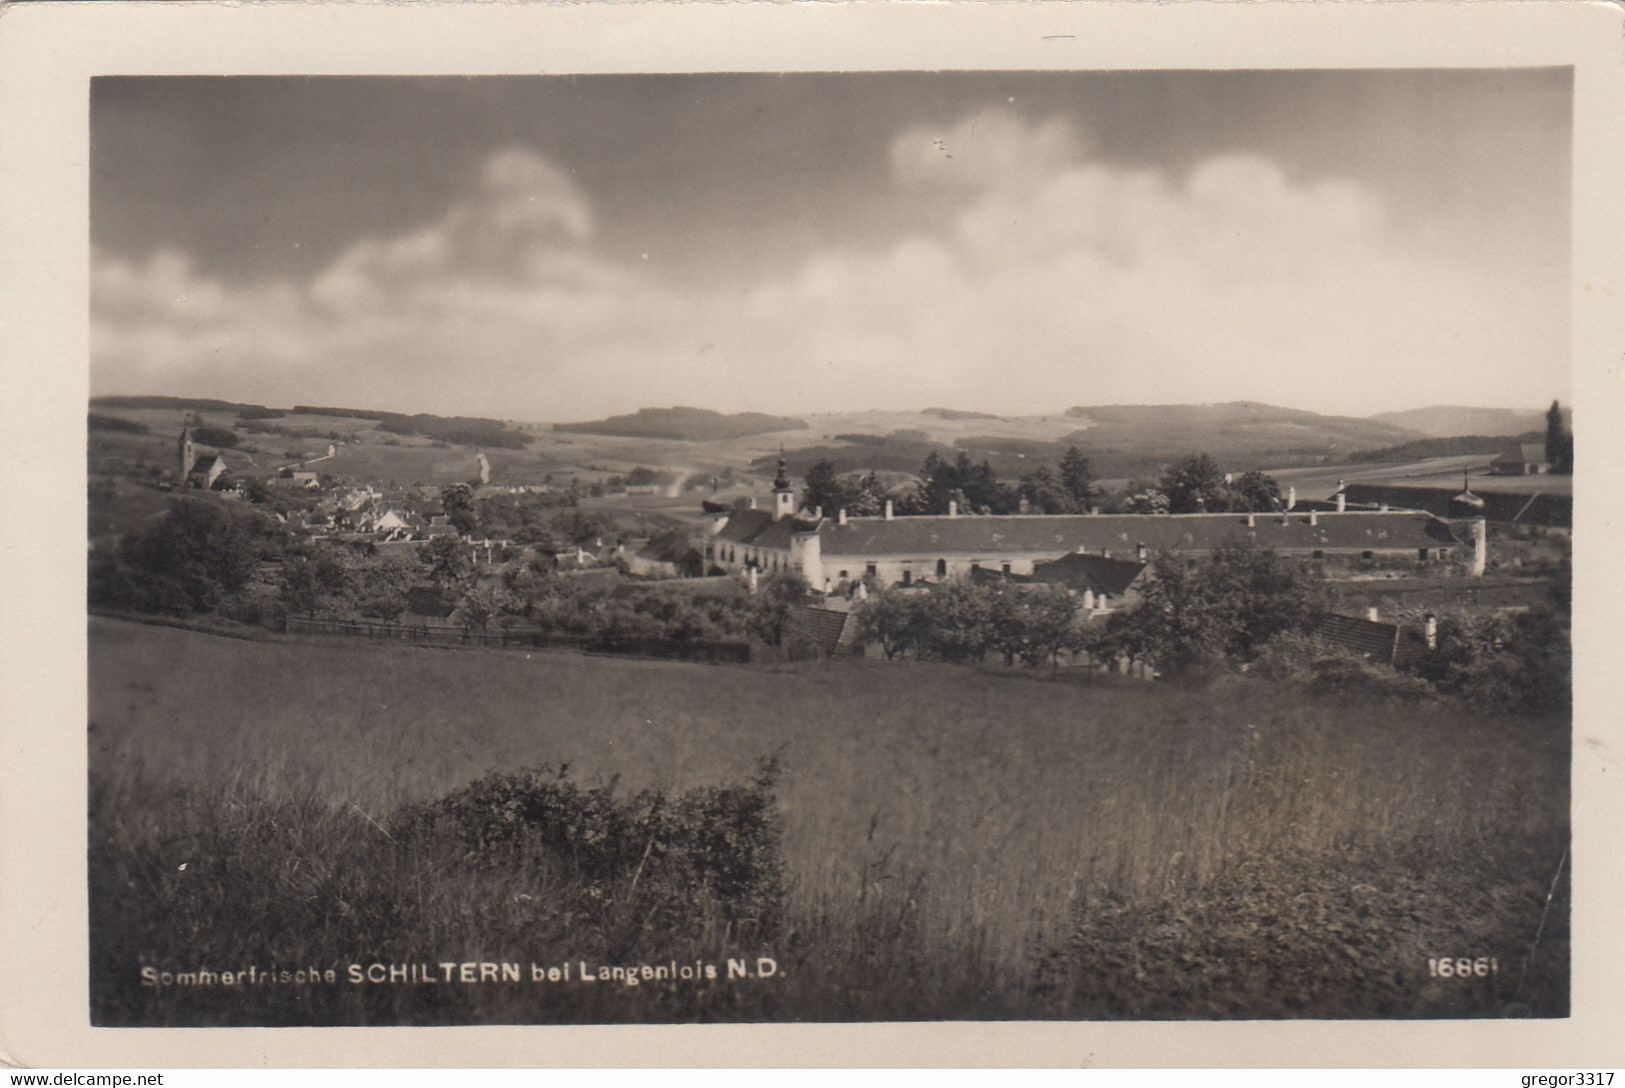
[[283, 616, 752, 664]]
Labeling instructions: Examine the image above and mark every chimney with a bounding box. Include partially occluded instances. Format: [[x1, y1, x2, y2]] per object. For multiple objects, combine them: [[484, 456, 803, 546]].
[[815, 505, 824, 520], [1424, 613, 1438, 650], [884, 500, 894, 521], [838, 508, 848, 526], [1018, 496, 1031, 514], [1135, 542, 1146, 561], [1090, 505, 1101, 516], [747, 497, 757, 510], [1286, 486, 1297, 510], [1075, 544, 1087, 554], [948, 500, 958, 518], [1336, 480, 1346, 514], [1309, 511, 1318, 526], [1366, 606, 1380, 623], [1246, 513, 1255, 528]]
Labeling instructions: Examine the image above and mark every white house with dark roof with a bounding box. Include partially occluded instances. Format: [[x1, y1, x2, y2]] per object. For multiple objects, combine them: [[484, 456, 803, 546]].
[[698, 462, 1489, 592]]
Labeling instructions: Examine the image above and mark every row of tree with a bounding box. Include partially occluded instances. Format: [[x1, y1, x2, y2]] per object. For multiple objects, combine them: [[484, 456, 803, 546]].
[[799, 448, 1287, 519], [846, 539, 1569, 714]]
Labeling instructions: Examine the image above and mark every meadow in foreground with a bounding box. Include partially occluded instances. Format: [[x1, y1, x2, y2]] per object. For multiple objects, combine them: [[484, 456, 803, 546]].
[[88, 617, 1569, 1024]]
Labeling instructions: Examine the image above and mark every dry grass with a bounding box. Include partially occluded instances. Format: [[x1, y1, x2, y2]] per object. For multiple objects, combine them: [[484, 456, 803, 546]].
[[88, 617, 1569, 1024]]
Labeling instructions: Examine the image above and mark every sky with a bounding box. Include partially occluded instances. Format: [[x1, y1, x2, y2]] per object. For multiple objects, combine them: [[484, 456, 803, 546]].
[[90, 71, 1572, 422]]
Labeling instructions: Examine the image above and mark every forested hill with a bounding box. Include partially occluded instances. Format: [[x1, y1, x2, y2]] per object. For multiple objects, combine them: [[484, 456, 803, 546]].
[[554, 407, 809, 441], [1367, 405, 1568, 438]]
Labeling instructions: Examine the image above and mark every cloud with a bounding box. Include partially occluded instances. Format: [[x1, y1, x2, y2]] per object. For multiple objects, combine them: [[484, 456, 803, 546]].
[[890, 108, 1087, 193], [93, 118, 1566, 420]]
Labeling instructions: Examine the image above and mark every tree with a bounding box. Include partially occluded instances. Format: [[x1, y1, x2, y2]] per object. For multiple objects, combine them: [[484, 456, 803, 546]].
[[915, 450, 1016, 515], [1090, 538, 1322, 678], [419, 535, 473, 592], [1227, 469, 1283, 513], [1159, 454, 1227, 513], [1018, 467, 1080, 515], [1545, 400, 1573, 474], [191, 424, 240, 449], [452, 583, 512, 634], [917, 581, 996, 662], [1120, 486, 1171, 515], [278, 552, 348, 619], [845, 471, 887, 517], [1019, 585, 1083, 673], [856, 589, 928, 660], [802, 459, 848, 517], [441, 482, 478, 535], [1059, 446, 1096, 509], [749, 571, 811, 647], [99, 497, 267, 614]]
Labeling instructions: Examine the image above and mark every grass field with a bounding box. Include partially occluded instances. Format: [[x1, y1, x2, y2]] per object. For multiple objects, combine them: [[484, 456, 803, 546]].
[[88, 617, 1569, 1025]]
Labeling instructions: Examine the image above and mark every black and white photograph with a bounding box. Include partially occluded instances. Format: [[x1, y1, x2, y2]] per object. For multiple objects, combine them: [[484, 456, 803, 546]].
[[5, 1, 1621, 1066], [78, 66, 1578, 1028]]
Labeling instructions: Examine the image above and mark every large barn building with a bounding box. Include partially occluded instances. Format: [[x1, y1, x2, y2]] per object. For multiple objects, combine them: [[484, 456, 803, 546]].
[[698, 458, 1488, 593]]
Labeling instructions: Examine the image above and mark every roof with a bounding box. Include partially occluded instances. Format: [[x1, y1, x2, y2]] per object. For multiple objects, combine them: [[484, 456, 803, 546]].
[[968, 567, 1036, 586], [1030, 552, 1148, 596], [1493, 442, 1547, 465], [636, 534, 700, 564], [782, 606, 858, 654], [814, 510, 1457, 558], [1311, 613, 1432, 668], [1341, 483, 1569, 528], [713, 509, 821, 549], [189, 454, 219, 474]]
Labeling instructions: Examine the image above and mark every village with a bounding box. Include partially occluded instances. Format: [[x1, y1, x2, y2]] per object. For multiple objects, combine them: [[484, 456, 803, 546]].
[[84, 398, 1573, 692]]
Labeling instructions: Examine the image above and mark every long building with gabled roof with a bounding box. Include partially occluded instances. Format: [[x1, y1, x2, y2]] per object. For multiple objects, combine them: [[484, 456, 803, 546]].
[[697, 459, 1488, 592]]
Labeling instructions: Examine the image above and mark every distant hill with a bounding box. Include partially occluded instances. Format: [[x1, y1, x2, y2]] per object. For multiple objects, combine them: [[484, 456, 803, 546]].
[[1058, 402, 1419, 475], [555, 407, 808, 442], [922, 407, 1003, 421], [1367, 405, 1567, 438], [92, 394, 272, 415], [754, 401, 1436, 483], [1344, 432, 1543, 465]]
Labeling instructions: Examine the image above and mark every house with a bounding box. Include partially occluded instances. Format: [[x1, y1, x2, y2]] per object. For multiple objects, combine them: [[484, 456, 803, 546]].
[[177, 427, 226, 490], [1310, 610, 1436, 669], [623, 532, 703, 578], [1028, 552, 1151, 612], [270, 471, 320, 491], [696, 458, 1488, 592], [781, 603, 862, 656], [1490, 442, 1549, 476], [186, 453, 226, 490]]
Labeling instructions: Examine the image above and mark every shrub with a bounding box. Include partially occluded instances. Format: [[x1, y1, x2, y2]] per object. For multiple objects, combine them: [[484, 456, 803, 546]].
[[89, 413, 149, 434], [91, 499, 270, 615], [192, 425, 241, 449], [403, 760, 785, 940]]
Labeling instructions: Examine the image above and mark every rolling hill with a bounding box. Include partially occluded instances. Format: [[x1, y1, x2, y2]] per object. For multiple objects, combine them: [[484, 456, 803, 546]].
[[554, 406, 809, 441], [1367, 405, 1567, 438]]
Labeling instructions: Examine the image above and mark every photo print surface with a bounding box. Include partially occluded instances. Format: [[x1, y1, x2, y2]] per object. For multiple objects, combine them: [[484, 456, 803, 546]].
[[86, 70, 1573, 1027]]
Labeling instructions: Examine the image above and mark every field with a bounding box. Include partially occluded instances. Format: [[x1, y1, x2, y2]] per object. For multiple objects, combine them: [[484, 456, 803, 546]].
[[89, 617, 1569, 1025], [1264, 456, 1574, 502]]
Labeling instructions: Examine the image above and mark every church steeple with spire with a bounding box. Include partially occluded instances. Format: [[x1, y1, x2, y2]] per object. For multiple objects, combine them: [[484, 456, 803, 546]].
[[772, 446, 797, 521]]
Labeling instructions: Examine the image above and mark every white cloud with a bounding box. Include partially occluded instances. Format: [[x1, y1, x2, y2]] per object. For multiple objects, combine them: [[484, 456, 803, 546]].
[[93, 120, 1566, 419]]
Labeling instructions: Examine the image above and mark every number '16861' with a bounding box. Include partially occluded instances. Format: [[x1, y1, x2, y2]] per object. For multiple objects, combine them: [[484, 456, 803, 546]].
[[1428, 957, 1499, 978]]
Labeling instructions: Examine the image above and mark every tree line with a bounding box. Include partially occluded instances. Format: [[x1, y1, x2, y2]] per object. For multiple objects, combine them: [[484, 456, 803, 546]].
[[848, 539, 1569, 715], [798, 447, 1286, 518]]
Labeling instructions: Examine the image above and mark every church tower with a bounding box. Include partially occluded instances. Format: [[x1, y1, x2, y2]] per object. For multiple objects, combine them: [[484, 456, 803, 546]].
[[178, 425, 196, 483], [1448, 471, 1487, 577], [772, 449, 797, 521]]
